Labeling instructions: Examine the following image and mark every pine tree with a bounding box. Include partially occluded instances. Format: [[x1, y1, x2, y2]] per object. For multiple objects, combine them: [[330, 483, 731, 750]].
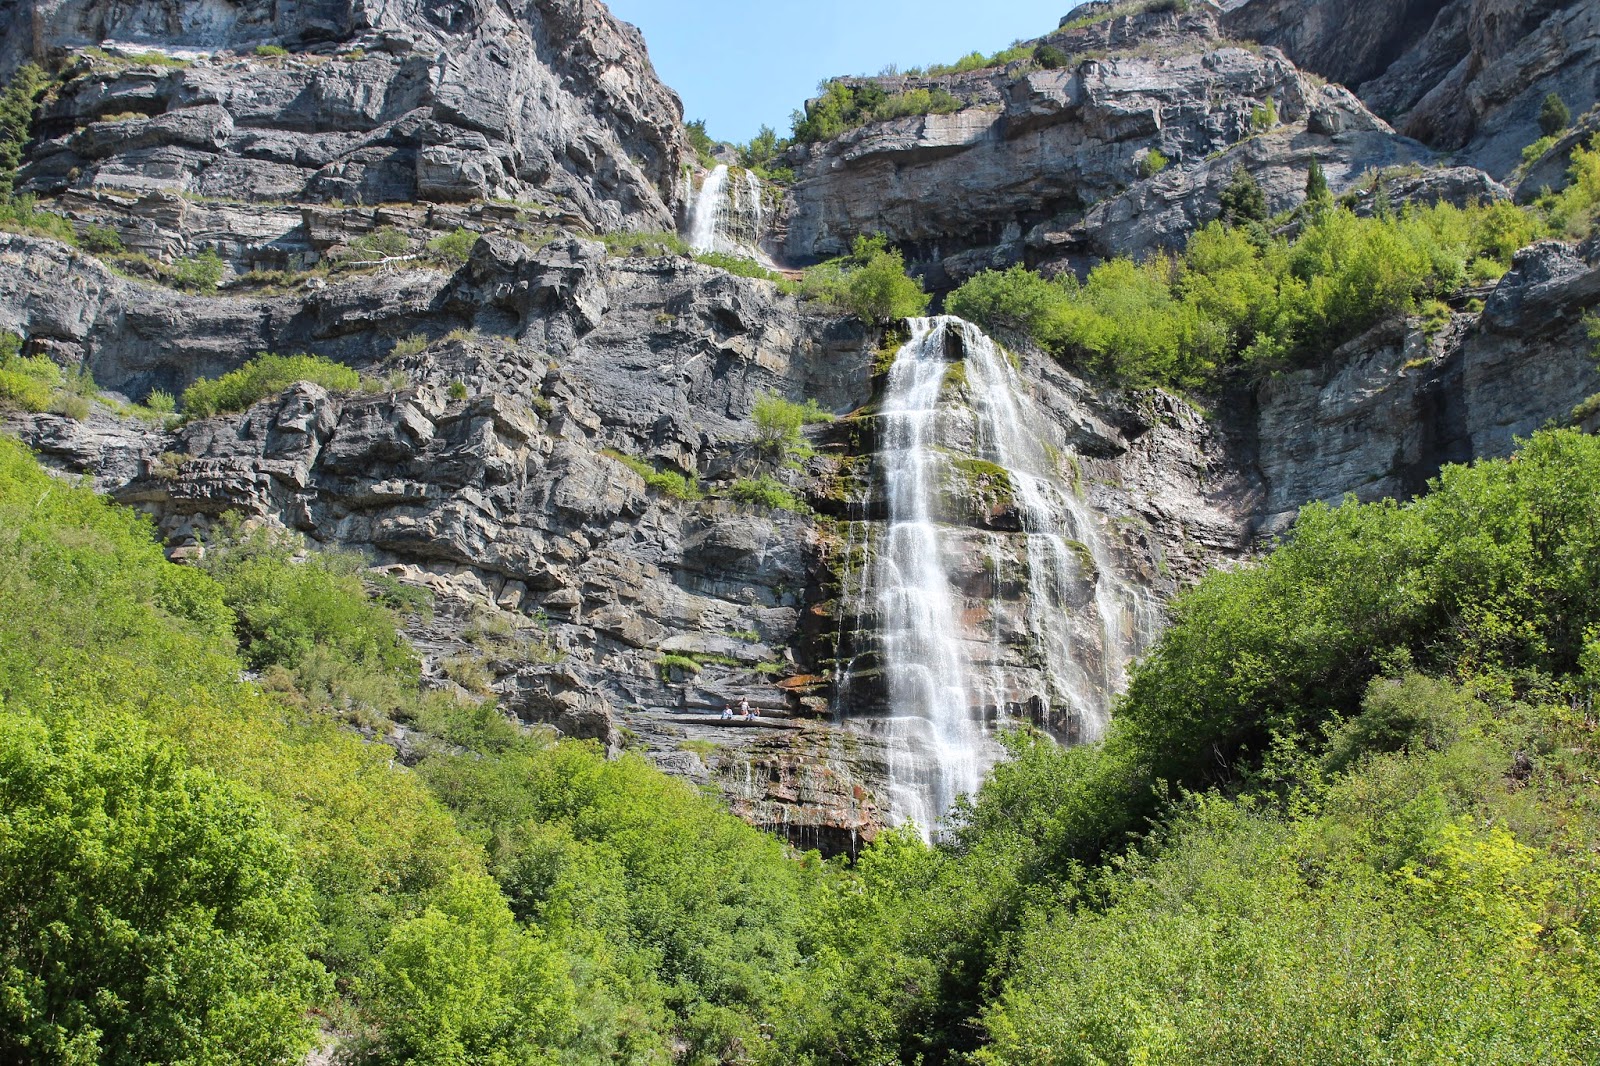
[[1539, 92, 1571, 138], [1219, 165, 1267, 227], [1306, 158, 1330, 204]]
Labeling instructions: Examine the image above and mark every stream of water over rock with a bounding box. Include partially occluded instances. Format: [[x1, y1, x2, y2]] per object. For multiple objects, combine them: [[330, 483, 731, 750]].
[[861, 316, 1157, 837], [684, 164, 769, 260]]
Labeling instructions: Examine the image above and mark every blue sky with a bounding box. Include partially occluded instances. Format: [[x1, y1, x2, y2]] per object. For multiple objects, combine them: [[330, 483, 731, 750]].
[[605, 0, 1079, 145]]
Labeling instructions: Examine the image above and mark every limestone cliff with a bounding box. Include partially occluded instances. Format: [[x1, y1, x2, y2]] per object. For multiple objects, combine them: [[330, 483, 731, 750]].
[[2, 0, 689, 230], [1221, 0, 1600, 179]]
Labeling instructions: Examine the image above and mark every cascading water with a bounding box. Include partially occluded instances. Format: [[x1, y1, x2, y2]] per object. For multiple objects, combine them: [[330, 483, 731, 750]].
[[685, 164, 728, 254], [684, 164, 770, 261], [874, 318, 993, 834], [863, 316, 1156, 838]]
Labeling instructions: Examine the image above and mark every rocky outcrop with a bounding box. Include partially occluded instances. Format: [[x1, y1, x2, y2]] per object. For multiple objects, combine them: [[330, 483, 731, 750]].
[[779, 0, 1436, 285], [5, 0, 689, 230], [1247, 239, 1600, 530], [1222, 0, 1600, 179]]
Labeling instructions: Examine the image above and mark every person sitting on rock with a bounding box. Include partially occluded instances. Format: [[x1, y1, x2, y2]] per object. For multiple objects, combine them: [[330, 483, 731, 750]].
[[720, 705, 733, 720], [738, 697, 751, 719]]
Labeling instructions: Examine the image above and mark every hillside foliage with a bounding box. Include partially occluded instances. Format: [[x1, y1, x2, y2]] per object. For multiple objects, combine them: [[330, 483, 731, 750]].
[[5, 404, 1600, 1062]]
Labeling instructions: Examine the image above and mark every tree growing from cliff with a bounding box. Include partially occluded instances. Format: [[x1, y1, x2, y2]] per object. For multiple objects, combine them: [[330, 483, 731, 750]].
[[801, 234, 931, 324], [1540, 91, 1571, 137], [1306, 158, 1331, 207], [1218, 165, 1268, 228], [0, 64, 48, 202]]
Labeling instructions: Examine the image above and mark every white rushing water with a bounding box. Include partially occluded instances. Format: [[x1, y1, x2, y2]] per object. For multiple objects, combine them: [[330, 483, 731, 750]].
[[869, 316, 1157, 838], [684, 165, 769, 260], [875, 318, 992, 834], [685, 164, 728, 254]]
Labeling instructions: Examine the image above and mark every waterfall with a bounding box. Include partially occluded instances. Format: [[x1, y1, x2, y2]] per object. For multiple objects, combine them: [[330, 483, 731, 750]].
[[683, 165, 769, 261], [875, 318, 991, 835], [686, 164, 728, 254], [866, 316, 1153, 838]]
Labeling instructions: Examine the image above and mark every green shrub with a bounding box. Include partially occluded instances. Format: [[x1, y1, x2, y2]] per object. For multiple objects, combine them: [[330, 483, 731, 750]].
[[426, 227, 477, 264], [1522, 134, 1559, 166], [738, 124, 793, 177], [0, 64, 49, 202], [949, 196, 1545, 390], [348, 226, 411, 260], [0, 194, 78, 244], [606, 450, 703, 500], [1539, 91, 1571, 137], [1250, 96, 1278, 132], [392, 332, 429, 358], [1033, 42, 1069, 69], [143, 387, 176, 415], [687, 118, 718, 169], [0, 717, 329, 1064], [448, 380, 469, 400], [0, 332, 62, 412], [79, 223, 124, 253], [801, 234, 930, 323], [1546, 132, 1600, 239], [1138, 149, 1170, 178], [792, 80, 964, 143], [751, 390, 832, 464], [728, 475, 805, 512], [254, 44, 289, 57], [181, 352, 361, 418], [170, 247, 224, 292]]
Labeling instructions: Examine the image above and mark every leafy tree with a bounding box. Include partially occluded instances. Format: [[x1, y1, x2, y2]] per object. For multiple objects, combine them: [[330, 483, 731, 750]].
[[686, 118, 717, 168], [801, 233, 931, 323], [0, 717, 329, 1065], [1305, 157, 1330, 205], [0, 64, 48, 201], [1539, 91, 1571, 137], [360, 876, 576, 1066]]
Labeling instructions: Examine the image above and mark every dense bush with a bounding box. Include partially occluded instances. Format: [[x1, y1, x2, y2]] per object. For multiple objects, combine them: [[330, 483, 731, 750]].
[[0, 718, 329, 1065], [949, 198, 1544, 389], [728, 475, 806, 512], [751, 390, 832, 464], [170, 247, 224, 291], [0, 331, 62, 411], [606, 450, 703, 500], [686, 118, 718, 168], [792, 80, 963, 143], [1545, 132, 1600, 239], [801, 233, 931, 323], [0, 64, 47, 202], [181, 352, 362, 418], [426, 227, 477, 264]]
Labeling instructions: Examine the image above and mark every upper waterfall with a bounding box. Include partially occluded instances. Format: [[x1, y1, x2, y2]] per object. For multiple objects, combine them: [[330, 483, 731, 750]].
[[855, 316, 1160, 838], [683, 165, 771, 261]]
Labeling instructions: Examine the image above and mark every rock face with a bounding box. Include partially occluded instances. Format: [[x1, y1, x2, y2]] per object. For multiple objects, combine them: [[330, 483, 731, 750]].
[[779, 0, 1434, 286], [1222, 0, 1600, 179], [1248, 240, 1600, 531], [4, 0, 689, 230]]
